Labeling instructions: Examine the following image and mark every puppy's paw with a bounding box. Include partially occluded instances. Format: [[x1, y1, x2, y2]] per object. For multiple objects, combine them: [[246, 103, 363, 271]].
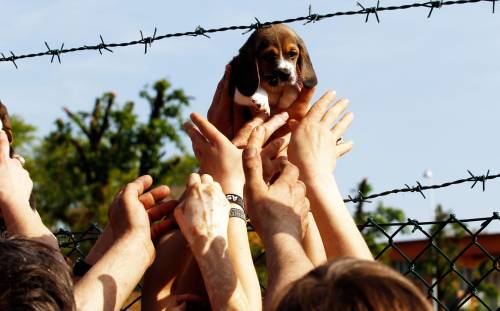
[[251, 93, 270, 116]]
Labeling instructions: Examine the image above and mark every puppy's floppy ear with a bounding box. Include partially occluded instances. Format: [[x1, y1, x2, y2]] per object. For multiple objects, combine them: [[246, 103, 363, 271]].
[[297, 36, 317, 89], [230, 33, 260, 97]]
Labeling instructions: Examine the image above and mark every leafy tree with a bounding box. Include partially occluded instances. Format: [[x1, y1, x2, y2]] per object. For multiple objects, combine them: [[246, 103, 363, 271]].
[[30, 80, 197, 229], [10, 115, 36, 156]]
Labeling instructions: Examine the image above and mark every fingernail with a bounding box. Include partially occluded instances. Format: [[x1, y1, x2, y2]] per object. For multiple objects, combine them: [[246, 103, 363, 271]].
[[243, 148, 257, 159], [279, 111, 289, 120]]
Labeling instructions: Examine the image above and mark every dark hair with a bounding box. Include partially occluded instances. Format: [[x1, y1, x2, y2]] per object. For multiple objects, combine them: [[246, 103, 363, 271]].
[[275, 257, 432, 311], [0, 237, 75, 311]]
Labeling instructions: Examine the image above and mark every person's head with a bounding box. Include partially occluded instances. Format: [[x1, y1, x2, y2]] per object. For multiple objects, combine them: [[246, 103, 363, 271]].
[[275, 257, 432, 311], [0, 237, 75, 311]]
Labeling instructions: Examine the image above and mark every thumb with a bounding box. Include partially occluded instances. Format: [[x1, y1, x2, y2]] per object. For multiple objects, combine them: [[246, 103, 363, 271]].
[[242, 147, 266, 193], [288, 119, 300, 131]]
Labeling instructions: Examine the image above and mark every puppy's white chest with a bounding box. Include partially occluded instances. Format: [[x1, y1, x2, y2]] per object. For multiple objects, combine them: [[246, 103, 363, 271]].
[[234, 85, 299, 115]]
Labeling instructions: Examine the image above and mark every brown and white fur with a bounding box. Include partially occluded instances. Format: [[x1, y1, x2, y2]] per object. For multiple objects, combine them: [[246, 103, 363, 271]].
[[229, 24, 317, 115]]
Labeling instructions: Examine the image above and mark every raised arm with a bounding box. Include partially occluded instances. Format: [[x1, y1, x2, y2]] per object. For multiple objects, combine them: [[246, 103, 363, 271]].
[[243, 127, 313, 310], [183, 111, 292, 311], [74, 176, 176, 311], [0, 130, 59, 251], [175, 173, 249, 311], [288, 90, 373, 261]]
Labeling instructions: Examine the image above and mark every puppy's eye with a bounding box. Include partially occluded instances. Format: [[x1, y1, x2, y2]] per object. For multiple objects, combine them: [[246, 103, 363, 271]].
[[264, 53, 277, 61], [288, 51, 298, 58]]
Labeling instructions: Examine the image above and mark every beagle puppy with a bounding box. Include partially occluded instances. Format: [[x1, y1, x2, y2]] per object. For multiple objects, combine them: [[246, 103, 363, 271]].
[[229, 24, 317, 115]]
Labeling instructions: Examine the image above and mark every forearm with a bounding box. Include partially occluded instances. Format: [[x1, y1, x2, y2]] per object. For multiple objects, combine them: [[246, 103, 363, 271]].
[[74, 235, 152, 311], [142, 230, 192, 311], [263, 232, 313, 310], [192, 236, 249, 311], [225, 184, 262, 311], [1, 200, 59, 251], [302, 212, 327, 266], [305, 174, 372, 260]]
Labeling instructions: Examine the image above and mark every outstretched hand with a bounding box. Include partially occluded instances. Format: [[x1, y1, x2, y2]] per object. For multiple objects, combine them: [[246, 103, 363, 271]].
[[243, 127, 309, 240], [288, 90, 354, 182]]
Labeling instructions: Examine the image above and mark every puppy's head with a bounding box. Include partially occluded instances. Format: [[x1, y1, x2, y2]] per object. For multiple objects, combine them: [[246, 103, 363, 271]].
[[231, 24, 317, 96]]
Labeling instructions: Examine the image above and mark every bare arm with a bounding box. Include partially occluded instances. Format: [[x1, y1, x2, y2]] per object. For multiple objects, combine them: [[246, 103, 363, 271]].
[[243, 128, 314, 310], [175, 174, 250, 311], [288, 91, 372, 261], [302, 212, 327, 266], [75, 176, 176, 311]]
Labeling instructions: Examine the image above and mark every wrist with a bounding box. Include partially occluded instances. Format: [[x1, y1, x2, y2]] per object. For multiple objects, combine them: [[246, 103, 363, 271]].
[[302, 171, 335, 188], [114, 232, 155, 265], [219, 180, 244, 196], [190, 232, 228, 255]]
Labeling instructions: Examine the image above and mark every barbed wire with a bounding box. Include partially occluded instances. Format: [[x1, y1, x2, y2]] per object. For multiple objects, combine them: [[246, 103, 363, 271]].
[[1, 0, 497, 68], [344, 169, 499, 203]]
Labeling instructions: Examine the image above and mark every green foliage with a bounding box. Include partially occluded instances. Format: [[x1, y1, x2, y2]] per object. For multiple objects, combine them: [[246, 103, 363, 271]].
[[10, 115, 36, 156], [29, 81, 197, 229]]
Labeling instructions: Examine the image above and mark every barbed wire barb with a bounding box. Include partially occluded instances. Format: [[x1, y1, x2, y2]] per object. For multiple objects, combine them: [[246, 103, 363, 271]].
[[193, 26, 210, 38], [427, 0, 444, 18], [304, 5, 321, 25], [357, 0, 381, 23], [140, 27, 157, 54], [97, 35, 113, 55], [44, 41, 64, 64], [1, 52, 18, 69]]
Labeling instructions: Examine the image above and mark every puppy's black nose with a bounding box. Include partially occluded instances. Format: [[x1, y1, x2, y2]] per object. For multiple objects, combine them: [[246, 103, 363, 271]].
[[277, 69, 291, 81]]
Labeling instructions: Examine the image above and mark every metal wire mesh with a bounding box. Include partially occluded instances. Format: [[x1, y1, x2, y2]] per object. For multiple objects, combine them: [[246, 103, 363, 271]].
[[50, 212, 500, 310]]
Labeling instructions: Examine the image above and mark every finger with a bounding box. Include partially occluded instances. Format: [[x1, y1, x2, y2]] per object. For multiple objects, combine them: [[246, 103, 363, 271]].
[[148, 200, 179, 222], [288, 119, 300, 132], [0, 130, 10, 163], [247, 126, 265, 151], [150, 219, 176, 241], [187, 173, 201, 187], [260, 112, 289, 143], [200, 174, 213, 184], [232, 114, 267, 147], [190, 113, 228, 145], [124, 175, 153, 199], [304, 90, 336, 122], [331, 112, 354, 139], [218, 65, 233, 107], [294, 181, 307, 202], [261, 133, 290, 160], [139, 185, 171, 210], [336, 140, 354, 158], [275, 160, 299, 186], [287, 86, 316, 120], [321, 98, 350, 126], [242, 147, 266, 193], [208, 65, 234, 138], [184, 122, 209, 147], [175, 294, 205, 304], [12, 154, 26, 166]]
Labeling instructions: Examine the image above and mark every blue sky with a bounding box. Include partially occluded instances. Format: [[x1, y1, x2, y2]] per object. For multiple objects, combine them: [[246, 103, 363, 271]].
[[1, 1, 499, 231]]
